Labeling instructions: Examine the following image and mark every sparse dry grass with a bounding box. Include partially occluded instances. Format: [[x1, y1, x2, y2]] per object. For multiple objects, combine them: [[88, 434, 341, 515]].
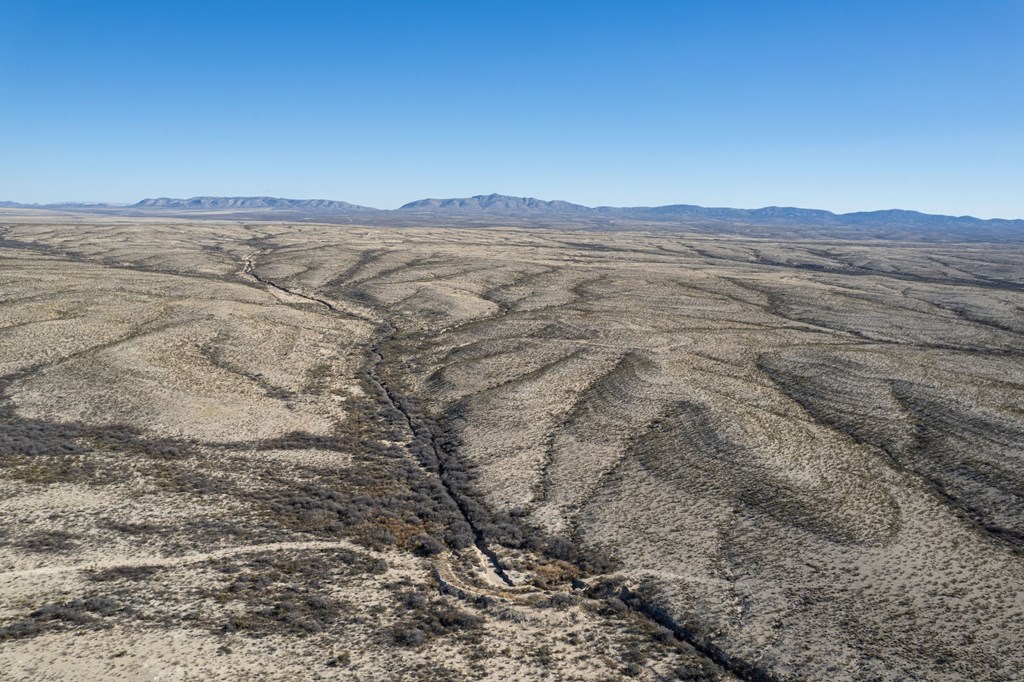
[[0, 216, 1022, 680]]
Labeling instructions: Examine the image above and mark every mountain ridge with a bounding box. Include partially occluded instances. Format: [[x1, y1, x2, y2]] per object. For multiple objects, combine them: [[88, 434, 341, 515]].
[[399, 193, 591, 213], [3, 193, 1023, 240], [2, 193, 1020, 224], [134, 196, 372, 211], [400, 194, 1024, 226]]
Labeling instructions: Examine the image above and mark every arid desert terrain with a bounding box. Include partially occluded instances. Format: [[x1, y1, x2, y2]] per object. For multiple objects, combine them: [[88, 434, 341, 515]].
[[1, 213, 1022, 680]]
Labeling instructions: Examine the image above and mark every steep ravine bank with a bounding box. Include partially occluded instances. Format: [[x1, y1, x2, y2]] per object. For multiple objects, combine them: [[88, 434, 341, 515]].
[[368, 326, 514, 587]]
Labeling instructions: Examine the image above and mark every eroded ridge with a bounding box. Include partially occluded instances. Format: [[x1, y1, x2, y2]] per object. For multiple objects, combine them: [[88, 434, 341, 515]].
[[1, 217, 1023, 680]]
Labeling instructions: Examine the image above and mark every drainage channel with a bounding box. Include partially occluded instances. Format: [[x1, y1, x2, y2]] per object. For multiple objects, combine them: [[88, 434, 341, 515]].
[[242, 254, 781, 677], [243, 254, 515, 587], [368, 336, 516, 588]]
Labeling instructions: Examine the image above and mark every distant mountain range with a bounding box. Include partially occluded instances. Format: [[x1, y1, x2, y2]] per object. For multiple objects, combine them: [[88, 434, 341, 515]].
[[3, 193, 1023, 241], [399, 194, 589, 213], [398, 193, 1024, 229], [134, 196, 372, 211], [0, 200, 126, 209]]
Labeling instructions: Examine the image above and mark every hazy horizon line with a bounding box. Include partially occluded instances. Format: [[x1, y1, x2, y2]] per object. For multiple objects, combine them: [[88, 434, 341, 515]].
[[4, 193, 1023, 222]]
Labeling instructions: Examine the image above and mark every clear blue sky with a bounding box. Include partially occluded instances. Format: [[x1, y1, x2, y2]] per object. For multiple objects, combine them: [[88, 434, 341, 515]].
[[2, 1, 1022, 217]]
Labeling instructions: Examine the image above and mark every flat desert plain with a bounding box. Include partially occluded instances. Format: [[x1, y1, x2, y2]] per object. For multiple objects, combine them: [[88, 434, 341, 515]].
[[1, 215, 1022, 681]]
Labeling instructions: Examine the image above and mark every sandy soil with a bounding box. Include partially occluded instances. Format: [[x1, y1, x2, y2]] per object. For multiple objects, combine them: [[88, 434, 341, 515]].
[[1, 213, 1022, 680]]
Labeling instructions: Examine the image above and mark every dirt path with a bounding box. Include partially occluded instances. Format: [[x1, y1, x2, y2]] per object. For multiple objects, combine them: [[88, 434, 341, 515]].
[[0, 540, 373, 582]]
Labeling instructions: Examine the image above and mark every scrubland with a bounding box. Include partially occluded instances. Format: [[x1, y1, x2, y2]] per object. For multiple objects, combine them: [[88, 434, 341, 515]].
[[1, 214, 1022, 680]]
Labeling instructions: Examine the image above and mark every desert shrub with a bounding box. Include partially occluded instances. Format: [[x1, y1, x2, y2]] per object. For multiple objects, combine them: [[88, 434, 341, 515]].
[[0, 594, 126, 641], [201, 548, 383, 637], [255, 431, 347, 452], [272, 461, 472, 553], [604, 597, 629, 615], [82, 424, 194, 458], [19, 530, 78, 553], [167, 470, 231, 495], [390, 623, 428, 646], [79, 596, 121, 616], [487, 604, 526, 623], [387, 590, 483, 646], [0, 418, 82, 456], [531, 644, 555, 667], [102, 519, 161, 536], [652, 625, 675, 643], [623, 662, 644, 677], [472, 594, 495, 608], [584, 576, 627, 600], [258, 596, 338, 633], [444, 521, 476, 549], [360, 526, 398, 549], [87, 565, 162, 582], [544, 535, 576, 561], [398, 590, 427, 610], [410, 533, 445, 556], [0, 620, 41, 640], [326, 651, 352, 668], [622, 643, 646, 664], [541, 534, 620, 575], [672, 658, 721, 680], [219, 589, 349, 635], [33, 596, 119, 620], [539, 592, 576, 610]]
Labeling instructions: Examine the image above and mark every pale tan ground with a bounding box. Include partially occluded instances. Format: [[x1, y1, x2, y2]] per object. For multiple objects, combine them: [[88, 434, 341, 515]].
[[1, 213, 1022, 680]]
